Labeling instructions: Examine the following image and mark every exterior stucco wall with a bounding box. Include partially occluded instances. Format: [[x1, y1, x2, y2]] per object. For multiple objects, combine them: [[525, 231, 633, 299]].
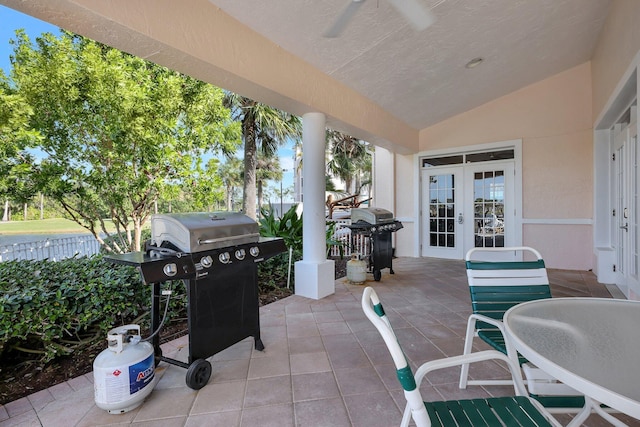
[[416, 63, 593, 269], [393, 154, 416, 257], [592, 0, 640, 124], [372, 148, 417, 258], [522, 129, 593, 219], [372, 147, 395, 216]]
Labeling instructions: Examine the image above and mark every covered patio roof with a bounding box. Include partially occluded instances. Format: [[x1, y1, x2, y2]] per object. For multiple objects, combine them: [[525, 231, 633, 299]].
[[0, 0, 611, 154]]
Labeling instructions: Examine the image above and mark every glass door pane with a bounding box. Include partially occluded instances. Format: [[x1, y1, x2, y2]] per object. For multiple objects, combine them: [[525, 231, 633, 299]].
[[421, 166, 463, 259], [429, 174, 456, 248], [473, 170, 505, 248]]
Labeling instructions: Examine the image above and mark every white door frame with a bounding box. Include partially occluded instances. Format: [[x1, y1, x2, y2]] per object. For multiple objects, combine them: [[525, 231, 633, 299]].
[[593, 57, 640, 298], [416, 139, 523, 260], [611, 110, 640, 296]]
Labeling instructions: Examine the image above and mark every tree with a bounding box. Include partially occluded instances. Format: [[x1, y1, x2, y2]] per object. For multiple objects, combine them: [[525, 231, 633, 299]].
[[10, 30, 241, 252], [256, 153, 283, 216], [0, 71, 42, 221], [326, 129, 371, 195], [184, 157, 225, 212], [218, 157, 243, 211], [225, 94, 301, 220]]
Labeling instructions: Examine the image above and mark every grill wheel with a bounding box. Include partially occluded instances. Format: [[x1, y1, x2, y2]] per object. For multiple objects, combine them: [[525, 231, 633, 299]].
[[185, 359, 212, 390]]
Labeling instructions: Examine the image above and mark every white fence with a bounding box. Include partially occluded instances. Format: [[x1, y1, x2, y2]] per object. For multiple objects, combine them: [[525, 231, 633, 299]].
[[0, 235, 101, 262], [1, 224, 361, 262], [328, 219, 370, 258]]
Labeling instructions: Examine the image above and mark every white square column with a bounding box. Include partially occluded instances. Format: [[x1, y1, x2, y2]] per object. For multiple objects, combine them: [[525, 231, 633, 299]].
[[295, 112, 335, 300], [295, 259, 335, 300]]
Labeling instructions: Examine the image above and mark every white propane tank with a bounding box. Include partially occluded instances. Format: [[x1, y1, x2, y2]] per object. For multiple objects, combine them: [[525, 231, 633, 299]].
[[347, 253, 367, 285], [93, 324, 156, 414]]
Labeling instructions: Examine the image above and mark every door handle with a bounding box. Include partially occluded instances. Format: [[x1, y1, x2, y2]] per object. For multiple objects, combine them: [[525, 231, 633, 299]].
[[620, 223, 629, 232], [457, 214, 464, 224]]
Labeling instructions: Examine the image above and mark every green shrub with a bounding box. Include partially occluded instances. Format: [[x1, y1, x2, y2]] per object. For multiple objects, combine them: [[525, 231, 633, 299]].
[[0, 255, 184, 364], [258, 205, 344, 292], [258, 205, 302, 292], [259, 204, 303, 254]]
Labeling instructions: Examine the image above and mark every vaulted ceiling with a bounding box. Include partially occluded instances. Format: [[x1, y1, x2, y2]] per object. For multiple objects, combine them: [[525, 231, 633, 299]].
[[208, 0, 611, 130]]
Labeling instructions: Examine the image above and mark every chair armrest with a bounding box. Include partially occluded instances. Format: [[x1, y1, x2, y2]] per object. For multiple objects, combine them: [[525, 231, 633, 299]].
[[468, 313, 507, 332], [466, 313, 520, 361], [414, 349, 528, 396]]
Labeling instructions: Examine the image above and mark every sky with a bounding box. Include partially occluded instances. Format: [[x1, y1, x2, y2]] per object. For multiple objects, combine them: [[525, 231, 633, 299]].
[[0, 5, 296, 202]]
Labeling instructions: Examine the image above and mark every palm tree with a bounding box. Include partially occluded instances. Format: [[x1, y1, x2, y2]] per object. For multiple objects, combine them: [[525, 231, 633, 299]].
[[225, 94, 301, 220], [218, 157, 243, 211], [326, 129, 371, 195], [255, 154, 283, 216]]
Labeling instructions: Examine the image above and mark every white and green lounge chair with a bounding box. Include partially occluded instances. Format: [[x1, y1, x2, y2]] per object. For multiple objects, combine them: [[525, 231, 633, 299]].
[[459, 247, 586, 410], [362, 286, 562, 427]]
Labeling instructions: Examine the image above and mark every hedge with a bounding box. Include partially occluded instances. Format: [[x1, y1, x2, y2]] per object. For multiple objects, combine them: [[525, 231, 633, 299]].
[[0, 255, 186, 364]]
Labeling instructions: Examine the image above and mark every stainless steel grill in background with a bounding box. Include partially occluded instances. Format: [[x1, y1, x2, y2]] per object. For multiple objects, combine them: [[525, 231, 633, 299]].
[[347, 207, 403, 282]]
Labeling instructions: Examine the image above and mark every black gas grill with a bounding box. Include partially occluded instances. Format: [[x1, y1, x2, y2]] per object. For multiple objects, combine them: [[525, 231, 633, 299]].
[[106, 212, 285, 390], [348, 207, 403, 281]]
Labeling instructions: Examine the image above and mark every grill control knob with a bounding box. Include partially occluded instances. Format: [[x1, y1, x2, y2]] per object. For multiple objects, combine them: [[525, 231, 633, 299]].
[[200, 255, 213, 268], [218, 252, 231, 264], [163, 263, 178, 277], [249, 246, 260, 257], [235, 249, 246, 260]]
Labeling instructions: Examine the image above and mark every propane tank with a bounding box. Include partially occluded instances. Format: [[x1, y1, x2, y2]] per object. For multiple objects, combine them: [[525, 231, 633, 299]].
[[93, 324, 156, 414], [347, 253, 367, 285]]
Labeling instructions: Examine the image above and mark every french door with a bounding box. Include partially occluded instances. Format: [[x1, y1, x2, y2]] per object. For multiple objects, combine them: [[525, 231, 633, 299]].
[[612, 118, 640, 295], [421, 167, 464, 258], [421, 160, 515, 260]]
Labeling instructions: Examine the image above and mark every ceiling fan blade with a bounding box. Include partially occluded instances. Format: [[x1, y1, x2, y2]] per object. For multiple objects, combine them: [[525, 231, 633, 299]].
[[323, 0, 366, 38], [387, 0, 436, 32]]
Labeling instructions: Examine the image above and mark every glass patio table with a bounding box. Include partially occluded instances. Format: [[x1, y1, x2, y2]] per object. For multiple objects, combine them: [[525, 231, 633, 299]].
[[503, 297, 640, 426]]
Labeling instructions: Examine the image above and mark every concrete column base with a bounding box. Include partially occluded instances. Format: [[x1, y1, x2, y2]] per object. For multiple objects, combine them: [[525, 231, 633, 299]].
[[294, 259, 335, 300]]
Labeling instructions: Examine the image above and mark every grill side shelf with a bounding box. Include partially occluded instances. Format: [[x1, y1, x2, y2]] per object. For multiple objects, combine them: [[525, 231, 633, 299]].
[[255, 237, 287, 262], [105, 252, 197, 284]]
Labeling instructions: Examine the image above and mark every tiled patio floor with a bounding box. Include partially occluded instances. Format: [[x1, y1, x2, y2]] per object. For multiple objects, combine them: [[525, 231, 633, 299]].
[[2, 256, 639, 426]]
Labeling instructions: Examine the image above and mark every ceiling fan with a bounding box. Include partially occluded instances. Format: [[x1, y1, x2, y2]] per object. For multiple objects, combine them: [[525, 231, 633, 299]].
[[324, 0, 437, 38]]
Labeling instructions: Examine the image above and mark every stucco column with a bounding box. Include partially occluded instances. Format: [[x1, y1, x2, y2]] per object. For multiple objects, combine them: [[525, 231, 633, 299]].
[[295, 112, 335, 299]]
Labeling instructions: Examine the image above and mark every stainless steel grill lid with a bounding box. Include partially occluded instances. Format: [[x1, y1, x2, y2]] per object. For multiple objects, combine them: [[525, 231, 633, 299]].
[[351, 207, 394, 224], [151, 212, 259, 253]]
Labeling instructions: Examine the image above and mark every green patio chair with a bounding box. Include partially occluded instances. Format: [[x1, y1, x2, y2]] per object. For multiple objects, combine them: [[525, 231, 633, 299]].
[[362, 286, 562, 427], [458, 246, 585, 409]]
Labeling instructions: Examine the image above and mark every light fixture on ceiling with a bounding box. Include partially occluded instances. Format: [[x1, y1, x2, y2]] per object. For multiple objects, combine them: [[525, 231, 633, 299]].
[[465, 57, 484, 69]]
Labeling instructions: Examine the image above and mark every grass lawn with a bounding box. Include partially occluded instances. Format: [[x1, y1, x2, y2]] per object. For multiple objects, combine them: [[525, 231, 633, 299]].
[[0, 218, 147, 235], [1, 218, 95, 235]]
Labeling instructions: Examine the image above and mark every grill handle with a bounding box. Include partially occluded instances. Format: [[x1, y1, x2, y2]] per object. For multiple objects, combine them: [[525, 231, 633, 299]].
[[198, 238, 219, 245], [197, 233, 260, 246]]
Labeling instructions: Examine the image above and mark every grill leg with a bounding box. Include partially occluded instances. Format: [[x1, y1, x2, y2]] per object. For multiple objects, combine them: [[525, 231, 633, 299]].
[[255, 337, 265, 351], [151, 281, 162, 360]]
